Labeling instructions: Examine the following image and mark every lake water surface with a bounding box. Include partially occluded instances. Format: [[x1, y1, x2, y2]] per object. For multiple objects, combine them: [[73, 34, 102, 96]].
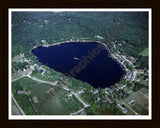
[[32, 42, 126, 88]]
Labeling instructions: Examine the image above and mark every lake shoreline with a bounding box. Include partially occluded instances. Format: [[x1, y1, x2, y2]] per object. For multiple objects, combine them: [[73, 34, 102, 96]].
[[31, 40, 127, 83], [30, 40, 111, 52]]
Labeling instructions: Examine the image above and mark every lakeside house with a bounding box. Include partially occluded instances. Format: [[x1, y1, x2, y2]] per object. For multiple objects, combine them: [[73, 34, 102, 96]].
[[118, 85, 127, 89], [79, 90, 84, 94], [95, 35, 104, 40]]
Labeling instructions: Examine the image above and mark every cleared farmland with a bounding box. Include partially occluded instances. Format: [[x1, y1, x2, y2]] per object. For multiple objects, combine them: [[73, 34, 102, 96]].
[[12, 99, 22, 115], [119, 88, 148, 115], [12, 77, 83, 115]]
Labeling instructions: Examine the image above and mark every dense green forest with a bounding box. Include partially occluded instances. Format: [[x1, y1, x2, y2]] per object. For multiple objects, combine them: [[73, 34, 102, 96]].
[[12, 11, 148, 69]]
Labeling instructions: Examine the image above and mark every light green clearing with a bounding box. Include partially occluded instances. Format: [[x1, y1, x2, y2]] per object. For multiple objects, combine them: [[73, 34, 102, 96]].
[[140, 48, 148, 56], [12, 55, 23, 62]]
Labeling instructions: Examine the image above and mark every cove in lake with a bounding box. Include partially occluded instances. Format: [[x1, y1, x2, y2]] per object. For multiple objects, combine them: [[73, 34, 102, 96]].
[[32, 42, 126, 88]]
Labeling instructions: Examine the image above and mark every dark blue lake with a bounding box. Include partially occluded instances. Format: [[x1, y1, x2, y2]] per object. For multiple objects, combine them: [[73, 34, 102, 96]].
[[32, 42, 126, 88]]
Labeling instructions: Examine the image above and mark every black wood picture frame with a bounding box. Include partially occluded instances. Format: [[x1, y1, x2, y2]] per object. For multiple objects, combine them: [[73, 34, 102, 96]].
[[0, 0, 159, 128]]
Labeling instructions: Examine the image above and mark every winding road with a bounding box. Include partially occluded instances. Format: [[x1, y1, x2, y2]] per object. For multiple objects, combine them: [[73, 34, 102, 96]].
[[27, 74, 90, 111], [12, 70, 90, 115]]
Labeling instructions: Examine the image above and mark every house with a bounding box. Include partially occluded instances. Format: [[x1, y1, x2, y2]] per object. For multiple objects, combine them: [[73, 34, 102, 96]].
[[47, 71, 50, 74], [105, 90, 109, 94], [118, 85, 127, 89], [17, 90, 23, 95], [94, 90, 98, 94], [123, 108, 128, 113], [95, 35, 104, 40], [79, 90, 84, 94], [127, 90, 133, 94], [68, 93, 72, 99]]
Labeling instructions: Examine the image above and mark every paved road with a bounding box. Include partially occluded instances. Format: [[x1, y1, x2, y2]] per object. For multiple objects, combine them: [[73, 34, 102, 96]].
[[122, 55, 136, 68], [71, 108, 85, 115], [71, 91, 90, 108], [12, 75, 28, 82], [27, 75, 57, 86], [123, 102, 138, 115]]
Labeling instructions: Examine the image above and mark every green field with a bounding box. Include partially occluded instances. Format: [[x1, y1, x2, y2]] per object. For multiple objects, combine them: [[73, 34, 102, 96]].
[[129, 102, 148, 115], [12, 77, 83, 115], [26, 82, 71, 115]]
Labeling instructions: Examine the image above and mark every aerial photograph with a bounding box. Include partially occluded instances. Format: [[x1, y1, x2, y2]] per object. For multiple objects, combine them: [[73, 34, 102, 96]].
[[9, 9, 151, 119]]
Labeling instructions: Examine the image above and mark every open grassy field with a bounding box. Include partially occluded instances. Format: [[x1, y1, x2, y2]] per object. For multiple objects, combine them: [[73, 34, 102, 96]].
[[27, 82, 71, 115], [12, 77, 83, 115], [12, 55, 23, 62]]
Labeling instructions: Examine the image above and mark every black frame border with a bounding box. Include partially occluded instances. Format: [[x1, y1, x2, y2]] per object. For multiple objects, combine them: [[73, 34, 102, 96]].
[[0, 0, 160, 128]]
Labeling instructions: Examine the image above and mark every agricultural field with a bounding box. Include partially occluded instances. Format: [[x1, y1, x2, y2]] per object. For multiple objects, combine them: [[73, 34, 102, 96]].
[[11, 99, 22, 115], [12, 77, 83, 115], [119, 88, 148, 115]]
